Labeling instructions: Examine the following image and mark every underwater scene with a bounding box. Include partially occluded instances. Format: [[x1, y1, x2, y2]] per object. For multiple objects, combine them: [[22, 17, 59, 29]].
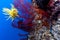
[[0, 0, 60, 40]]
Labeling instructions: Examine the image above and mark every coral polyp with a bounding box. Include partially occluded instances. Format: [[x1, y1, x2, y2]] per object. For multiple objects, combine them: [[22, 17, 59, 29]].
[[2, 4, 18, 20]]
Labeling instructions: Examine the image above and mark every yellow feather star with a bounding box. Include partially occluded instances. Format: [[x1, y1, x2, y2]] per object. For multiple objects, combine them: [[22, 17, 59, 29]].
[[2, 4, 18, 21]]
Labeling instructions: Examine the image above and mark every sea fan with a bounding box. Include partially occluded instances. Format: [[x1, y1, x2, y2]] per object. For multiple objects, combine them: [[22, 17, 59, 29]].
[[12, 0, 35, 32]]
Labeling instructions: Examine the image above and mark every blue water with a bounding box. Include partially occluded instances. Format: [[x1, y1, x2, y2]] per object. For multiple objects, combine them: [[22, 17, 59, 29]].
[[0, 0, 31, 40]]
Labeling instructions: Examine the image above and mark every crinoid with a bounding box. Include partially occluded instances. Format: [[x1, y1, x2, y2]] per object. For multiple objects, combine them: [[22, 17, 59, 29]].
[[2, 4, 18, 21]]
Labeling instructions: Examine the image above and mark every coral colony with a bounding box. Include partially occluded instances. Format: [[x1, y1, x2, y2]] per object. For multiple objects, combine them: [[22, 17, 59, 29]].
[[2, 0, 60, 40]]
